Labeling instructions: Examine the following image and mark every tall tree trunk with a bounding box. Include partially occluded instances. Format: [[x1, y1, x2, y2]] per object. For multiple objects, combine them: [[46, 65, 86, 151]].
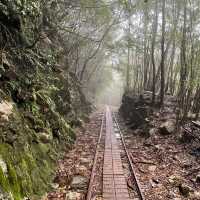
[[126, 0, 131, 92], [126, 16, 131, 91], [177, 0, 187, 123], [151, 0, 158, 104], [169, 38, 176, 95], [143, 1, 149, 90], [166, 0, 181, 94], [160, 0, 166, 106]]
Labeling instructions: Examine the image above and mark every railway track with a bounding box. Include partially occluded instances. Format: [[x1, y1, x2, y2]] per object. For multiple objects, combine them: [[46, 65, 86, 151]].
[[86, 106, 145, 200], [86, 112, 106, 200]]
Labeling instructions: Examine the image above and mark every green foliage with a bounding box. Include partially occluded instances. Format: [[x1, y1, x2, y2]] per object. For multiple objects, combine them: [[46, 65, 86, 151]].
[[7, 164, 21, 200], [0, 166, 10, 193], [18, 159, 33, 195]]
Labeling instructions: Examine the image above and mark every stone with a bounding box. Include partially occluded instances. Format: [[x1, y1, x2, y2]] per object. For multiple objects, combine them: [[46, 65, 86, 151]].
[[70, 175, 88, 190], [178, 183, 193, 197], [0, 101, 13, 122], [150, 178, 160, 188], [0, 155, 7, 174], [168, 175, 182, 186], [149, 128, 158, 136], [196, 174, 200, 183], [65, 191, 84, 200], [0, 188, 12, 200], [159, 120, 176, 135], [39, 132, 52, 143]]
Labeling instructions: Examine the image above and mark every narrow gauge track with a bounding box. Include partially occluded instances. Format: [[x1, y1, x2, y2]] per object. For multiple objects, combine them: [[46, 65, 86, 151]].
[[86, 112, 106, 200], [86, 107, 145, 200]]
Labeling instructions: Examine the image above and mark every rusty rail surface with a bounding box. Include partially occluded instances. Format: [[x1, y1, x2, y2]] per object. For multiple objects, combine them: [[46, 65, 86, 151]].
[[112, 112, 145, 200], [86, 112, 105, 200]]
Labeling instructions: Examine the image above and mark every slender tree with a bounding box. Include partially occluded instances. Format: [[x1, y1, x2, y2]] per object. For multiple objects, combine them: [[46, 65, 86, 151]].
[[178, 0, 187, 122], [151, 0, 158, 104], [160, 0, 166, 106]]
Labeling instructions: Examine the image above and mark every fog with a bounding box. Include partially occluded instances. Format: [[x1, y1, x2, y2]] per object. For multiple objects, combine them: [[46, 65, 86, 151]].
[[95, 70, 124, 107]]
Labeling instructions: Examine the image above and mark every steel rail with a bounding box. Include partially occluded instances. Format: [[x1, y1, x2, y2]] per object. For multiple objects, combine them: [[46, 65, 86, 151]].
[[112, 112, 145, 200], [86, 112, 105, 200]]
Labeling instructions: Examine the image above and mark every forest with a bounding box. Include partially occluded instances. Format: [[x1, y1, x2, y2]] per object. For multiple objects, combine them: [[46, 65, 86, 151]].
[[0, 0, 200, 200]]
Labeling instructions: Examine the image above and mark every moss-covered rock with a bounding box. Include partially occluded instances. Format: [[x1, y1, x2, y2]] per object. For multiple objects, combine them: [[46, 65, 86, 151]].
[[0, 49, 90, 199], [0, 2, 91, 198]]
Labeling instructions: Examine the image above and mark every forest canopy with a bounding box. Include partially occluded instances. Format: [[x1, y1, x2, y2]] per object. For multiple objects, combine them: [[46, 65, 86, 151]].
[[1, 0, 200, 119]]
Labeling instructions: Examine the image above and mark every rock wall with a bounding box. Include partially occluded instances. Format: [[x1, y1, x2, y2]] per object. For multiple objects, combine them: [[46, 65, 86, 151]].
[[0, 49, 91, 200], [0, 2, 92, 199]]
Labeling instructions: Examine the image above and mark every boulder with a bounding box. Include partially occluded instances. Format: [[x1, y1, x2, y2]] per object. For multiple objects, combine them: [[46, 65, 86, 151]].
[[70, 175, 88, 190], [119, 92, 153, 130], [159, 120, 176, 135]]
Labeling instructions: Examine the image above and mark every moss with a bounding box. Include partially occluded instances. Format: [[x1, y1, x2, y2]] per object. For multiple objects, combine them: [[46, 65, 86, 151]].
[[24, 143, 55, 196], [24, 152, 37, 171], [0, 47, 90, 200], [59, 119, 76, 142], [0, 144, 11, 159], [36, 90, 55, 109], [7, 163, 21, 200], [38, 159, 54, 186], [33, 143, 50, 158], [13, 159, 32, 197], [30, 175, 45, 196], [0, 166, 10, 193]]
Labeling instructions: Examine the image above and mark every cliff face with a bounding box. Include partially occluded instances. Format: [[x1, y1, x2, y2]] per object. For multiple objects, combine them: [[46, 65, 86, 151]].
[[0, 2, 91, 200]]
